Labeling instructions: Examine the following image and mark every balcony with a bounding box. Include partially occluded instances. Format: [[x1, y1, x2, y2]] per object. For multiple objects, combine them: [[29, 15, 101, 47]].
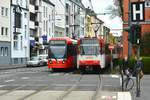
[[13, 28, 22, 34]]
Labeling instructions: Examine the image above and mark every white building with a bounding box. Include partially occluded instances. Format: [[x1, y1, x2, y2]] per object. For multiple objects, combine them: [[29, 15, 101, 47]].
[[0, 0, 11, 65], [11, 0, 30, 64], [50, 0, 65, 37], [29, 0, 55, 56], [50, 0, 86, 38]]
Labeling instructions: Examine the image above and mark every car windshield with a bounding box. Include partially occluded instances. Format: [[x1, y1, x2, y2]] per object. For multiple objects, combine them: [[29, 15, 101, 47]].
[[30, 57, 39, 61]]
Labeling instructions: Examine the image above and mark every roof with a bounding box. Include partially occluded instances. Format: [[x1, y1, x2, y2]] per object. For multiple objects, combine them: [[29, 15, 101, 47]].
[[43, 0, 55, 6], [49, 37, 77, 44]]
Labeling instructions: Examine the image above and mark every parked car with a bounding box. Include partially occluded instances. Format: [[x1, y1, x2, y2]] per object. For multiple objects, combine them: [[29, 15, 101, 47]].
[[26, 56, 43, 67], [38, 54, 48, 66]]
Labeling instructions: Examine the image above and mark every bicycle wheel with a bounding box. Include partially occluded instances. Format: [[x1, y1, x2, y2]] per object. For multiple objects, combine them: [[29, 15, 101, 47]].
[[124, 78, 134, 91]]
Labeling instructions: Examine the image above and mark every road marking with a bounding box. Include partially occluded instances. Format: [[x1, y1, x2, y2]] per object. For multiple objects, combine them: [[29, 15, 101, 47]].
[[0, 85, 5, 88], [21, 77, 29, 79], [117, 92, 132, 100], [101, 95, 117, 99], [111, 75, 120, 78], [4, 79, 15, 83]]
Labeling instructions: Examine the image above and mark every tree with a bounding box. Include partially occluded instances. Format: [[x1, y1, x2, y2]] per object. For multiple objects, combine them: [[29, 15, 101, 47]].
[[106, 0, 123, 18], [141, 32, 150, 56]]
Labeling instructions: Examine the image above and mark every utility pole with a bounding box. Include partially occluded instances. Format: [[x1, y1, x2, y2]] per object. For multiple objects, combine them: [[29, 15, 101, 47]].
[[128, 0, 132, 58]]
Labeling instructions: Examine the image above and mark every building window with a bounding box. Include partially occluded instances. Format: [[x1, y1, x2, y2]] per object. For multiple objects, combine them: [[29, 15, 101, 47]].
[[43, 20, 45, 31], [46, 7, 48, 18], [21, 36, 23, 50], [49, 15, 51, 22], [4, 47, 8, 56], [39, 27, 42, 36], [52, 23, 54, 33], [15, 12, 22, 28], [14, 58, 18, 64], [1, 7, 4, 16], [43, 6, 45, 18], [5, 8, 8, 16], [25, 25, 27, 38], [21, 58, 23, 63], [20, 0, 23, 6], [30, 13, 35, 21], [39, 12, 42, 22], [0, 47, 4, 56], [52, 10, 54, 20], [30, 0, 35, 5], [24, 12, 27, 18], [49, 28, 51, 36], [1, 27, 4, 35], [5, 28, 8, 36], [13, 35, 18, 50], [46, 21, 48, 33]]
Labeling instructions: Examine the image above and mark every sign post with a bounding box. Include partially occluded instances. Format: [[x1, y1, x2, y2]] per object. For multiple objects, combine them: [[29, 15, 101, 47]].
[[109, 44, 114, 73], [131, 1, 145, 97]]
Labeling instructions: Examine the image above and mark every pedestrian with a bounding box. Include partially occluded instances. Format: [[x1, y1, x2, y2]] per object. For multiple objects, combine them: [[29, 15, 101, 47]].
[[122, 56, 130, 77], [134, 57, 144, 79]]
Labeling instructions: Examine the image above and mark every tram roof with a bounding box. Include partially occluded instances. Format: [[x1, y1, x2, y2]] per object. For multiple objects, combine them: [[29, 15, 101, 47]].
[[49, 37, 77, 44]]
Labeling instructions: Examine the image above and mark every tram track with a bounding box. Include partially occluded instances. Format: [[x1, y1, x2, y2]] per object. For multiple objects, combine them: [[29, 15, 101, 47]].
[[91, 73, 102, 100], [57, 74, 83, 100]]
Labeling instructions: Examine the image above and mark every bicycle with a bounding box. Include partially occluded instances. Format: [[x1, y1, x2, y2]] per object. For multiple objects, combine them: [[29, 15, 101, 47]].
[[121, 69, 134, 91]]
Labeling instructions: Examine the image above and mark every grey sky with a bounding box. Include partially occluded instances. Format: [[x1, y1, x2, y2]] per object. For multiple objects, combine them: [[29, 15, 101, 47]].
[[82, 0, 123, 36]]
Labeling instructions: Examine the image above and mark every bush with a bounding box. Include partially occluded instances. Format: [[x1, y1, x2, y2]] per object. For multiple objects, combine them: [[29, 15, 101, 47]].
[[129, 57, 150, 74]]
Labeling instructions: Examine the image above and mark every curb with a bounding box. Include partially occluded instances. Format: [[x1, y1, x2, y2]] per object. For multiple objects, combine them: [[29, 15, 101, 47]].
[[0, 65, 26, 70]]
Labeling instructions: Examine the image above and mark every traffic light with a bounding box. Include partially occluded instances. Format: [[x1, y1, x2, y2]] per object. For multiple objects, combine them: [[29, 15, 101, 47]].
[[130, 24, 141, 44]]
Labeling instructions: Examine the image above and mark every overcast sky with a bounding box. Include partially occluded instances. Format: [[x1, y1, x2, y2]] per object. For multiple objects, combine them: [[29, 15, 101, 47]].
[[82, 0, 123, 36]]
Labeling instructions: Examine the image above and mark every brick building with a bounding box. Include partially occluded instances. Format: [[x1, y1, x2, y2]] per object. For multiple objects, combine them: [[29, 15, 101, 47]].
[[122, 0, 150, 57]]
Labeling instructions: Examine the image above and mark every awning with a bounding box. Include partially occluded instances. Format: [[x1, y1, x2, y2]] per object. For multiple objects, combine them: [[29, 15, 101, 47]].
[[30, 40, 36, 46]]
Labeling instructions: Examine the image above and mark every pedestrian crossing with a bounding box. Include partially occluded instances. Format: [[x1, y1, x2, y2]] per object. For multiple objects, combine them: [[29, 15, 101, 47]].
[[0, 90, 131, 100]]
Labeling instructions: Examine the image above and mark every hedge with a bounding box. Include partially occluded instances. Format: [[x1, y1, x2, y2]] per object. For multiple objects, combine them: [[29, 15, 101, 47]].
[[128, 57, 150, 74]]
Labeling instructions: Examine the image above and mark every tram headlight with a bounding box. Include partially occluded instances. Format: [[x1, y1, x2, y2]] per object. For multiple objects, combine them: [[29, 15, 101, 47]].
[[62, 59, 66, 64], [49, 59, 52, 64]]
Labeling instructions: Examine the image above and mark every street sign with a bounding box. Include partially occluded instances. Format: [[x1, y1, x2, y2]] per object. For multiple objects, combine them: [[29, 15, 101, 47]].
[[131, 2, 145, 22], [108, 44, 114, 51]]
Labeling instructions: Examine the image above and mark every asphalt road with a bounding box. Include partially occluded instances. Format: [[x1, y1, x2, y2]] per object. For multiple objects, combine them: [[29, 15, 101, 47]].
[[0, 66, 148, 100]]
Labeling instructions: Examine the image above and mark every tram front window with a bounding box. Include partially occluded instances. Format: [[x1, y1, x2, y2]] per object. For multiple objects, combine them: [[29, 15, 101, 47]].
[[81, 46, 99, 55], [49, 46, 66, 59]]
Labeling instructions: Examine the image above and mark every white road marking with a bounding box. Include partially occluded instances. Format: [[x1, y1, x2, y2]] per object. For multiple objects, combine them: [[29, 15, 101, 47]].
[[111, 75, 120, 78], [0, 85, 6, 88], [117, 92, 132, 100], [4, 79, 15, 83], [21, 77, 29, 79]]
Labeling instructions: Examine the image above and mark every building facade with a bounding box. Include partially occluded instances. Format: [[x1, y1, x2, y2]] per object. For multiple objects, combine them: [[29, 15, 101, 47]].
[[11, 0, 30, 64], [50, 0, 65, 37], [122, 0, 150, 57], [65, 0, 85, 38], [29, 0, 55, 56], [0, 0, 11, 65]]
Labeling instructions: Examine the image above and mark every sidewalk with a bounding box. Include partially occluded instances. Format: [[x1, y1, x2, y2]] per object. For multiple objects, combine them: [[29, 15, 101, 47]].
[[0, 64, 25, 70]]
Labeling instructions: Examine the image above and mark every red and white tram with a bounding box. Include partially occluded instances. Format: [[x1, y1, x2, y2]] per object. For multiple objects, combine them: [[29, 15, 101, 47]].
[[48, 37, 77, 71], [77, 37, 106, 72]]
